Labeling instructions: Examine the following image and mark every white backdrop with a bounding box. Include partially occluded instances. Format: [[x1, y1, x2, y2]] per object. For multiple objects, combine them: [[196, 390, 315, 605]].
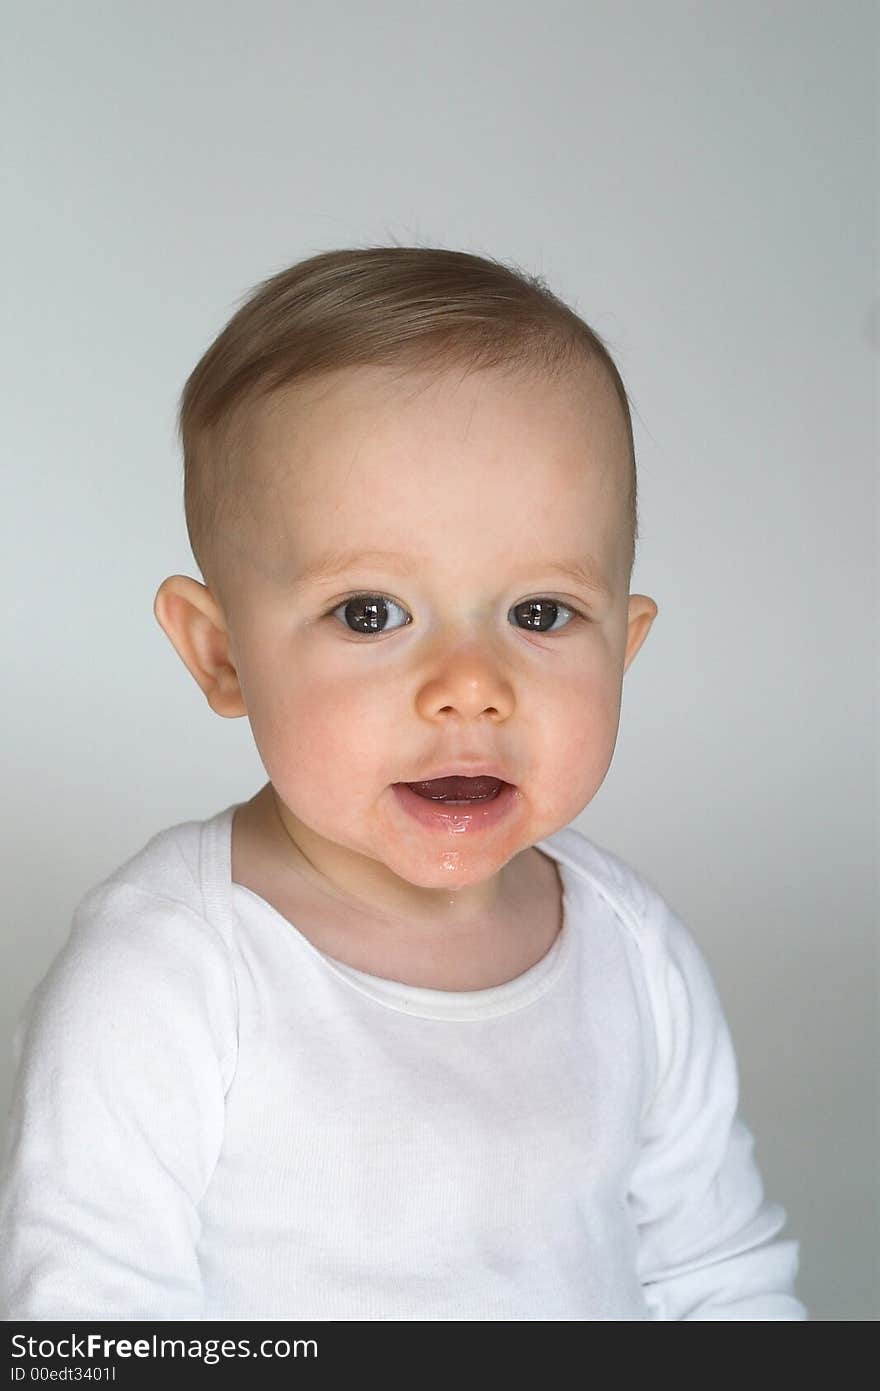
[[3, 0, 877, 1321]]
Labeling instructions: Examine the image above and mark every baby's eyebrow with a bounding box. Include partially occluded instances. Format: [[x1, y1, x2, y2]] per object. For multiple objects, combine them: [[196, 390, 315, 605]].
[[293, 548, 611, 599]]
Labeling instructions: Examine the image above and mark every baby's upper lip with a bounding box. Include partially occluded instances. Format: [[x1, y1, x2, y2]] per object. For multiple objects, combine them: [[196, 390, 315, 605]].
[[400, 764, 513, 784]]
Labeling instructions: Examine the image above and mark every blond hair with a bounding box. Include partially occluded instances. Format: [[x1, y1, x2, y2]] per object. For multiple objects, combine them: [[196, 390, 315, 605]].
[[177, 245, 639, 606]]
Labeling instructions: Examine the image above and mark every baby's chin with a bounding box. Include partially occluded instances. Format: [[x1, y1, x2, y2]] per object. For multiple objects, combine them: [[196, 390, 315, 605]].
[[275, 779, 581, 890], [359, 784, 550, 886]]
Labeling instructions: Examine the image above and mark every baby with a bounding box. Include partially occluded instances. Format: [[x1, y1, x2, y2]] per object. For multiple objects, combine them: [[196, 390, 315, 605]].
[[0, 246, 808, 1320]]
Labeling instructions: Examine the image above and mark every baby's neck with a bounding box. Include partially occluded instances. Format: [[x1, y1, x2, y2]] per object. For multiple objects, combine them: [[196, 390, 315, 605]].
[[231, 788, 562, 990]]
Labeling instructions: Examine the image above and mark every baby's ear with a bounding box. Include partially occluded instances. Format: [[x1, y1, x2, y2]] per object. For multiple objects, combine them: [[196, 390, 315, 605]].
[[153, 575, 247, 718], [623, 594, 658, 674]]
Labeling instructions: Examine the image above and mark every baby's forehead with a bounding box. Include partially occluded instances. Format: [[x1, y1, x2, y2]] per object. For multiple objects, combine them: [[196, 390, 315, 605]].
[[247, 358, 626, 479], [232, 479, 626, 616], [231, 359, 631, 574]]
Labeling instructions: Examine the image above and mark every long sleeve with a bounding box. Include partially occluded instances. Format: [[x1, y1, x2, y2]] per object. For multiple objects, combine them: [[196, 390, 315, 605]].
[[627, 887, 808, 1320], [0, 881, 238, 1321]]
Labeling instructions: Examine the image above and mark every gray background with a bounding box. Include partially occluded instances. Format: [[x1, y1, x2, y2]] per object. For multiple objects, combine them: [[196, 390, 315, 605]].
[[3, 0, 877, 1320]]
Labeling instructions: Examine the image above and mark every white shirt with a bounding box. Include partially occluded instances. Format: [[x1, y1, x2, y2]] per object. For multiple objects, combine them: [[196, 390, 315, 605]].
[[0, 803, 807, 1320]]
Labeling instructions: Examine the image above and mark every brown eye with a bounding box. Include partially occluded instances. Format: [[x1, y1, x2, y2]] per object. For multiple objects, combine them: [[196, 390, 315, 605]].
[[329, 593, 411, 636], [324, 593, 582, 639], [511, 599, 577, 633]]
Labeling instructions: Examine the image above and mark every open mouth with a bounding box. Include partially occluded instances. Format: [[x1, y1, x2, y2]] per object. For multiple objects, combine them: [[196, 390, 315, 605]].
[[403, 775, 505, 804], [391, 777, 520, 832]]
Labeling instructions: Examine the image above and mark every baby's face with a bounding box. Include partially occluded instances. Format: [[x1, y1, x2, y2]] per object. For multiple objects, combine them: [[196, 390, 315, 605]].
[[214, 360, 656, 917]]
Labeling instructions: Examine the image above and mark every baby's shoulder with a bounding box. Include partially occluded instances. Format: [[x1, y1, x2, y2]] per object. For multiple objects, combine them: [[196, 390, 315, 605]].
[[58, 813, 233, 989], [540, 823, 662, 934], [541, 823, 703, 982], [14, 814, 239, 1089], [545, 825, 726, 1027], [99, 813, 204, 905]]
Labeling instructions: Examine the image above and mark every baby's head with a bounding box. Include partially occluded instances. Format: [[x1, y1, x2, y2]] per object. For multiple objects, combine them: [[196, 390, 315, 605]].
[[155, 246, 657, 919]]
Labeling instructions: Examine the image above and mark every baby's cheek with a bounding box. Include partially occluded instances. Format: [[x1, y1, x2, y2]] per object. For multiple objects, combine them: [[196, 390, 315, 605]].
[[262, 673, 389, 796], [532, 676, 621, 809]]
